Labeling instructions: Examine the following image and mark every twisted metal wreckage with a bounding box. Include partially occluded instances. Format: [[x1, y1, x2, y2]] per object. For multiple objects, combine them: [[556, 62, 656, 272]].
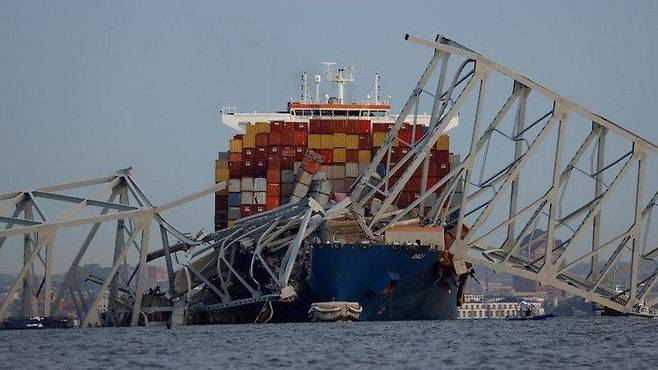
[[1, 34, 657, 326]]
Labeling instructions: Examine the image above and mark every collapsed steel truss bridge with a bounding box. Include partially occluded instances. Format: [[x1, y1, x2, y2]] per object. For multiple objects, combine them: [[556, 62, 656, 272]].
[[1, 34, 656, 326]]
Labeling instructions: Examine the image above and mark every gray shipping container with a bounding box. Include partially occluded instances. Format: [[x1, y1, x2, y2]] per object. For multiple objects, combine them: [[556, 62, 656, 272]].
[[228, 179, 241, 193], [241, 177, 254, 192], [254, 177, 267, 192], [240, 191, 254, 205]]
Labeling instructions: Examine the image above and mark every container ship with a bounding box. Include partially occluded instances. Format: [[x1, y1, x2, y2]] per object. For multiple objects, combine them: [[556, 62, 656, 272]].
[[204, 64, 467, 323]]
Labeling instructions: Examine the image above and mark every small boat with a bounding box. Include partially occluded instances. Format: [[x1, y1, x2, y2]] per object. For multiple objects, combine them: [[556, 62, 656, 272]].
[[0, 316, 76, 330], [505, 312, 556, 321], [505, 300, 555, 321]]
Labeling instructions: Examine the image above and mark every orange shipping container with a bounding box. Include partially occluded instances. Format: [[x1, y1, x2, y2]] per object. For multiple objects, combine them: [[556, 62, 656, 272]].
[[245, 124, 258, 136], [256, 133, 269, 147], [358, 150, 371, 164], [266, 169, 281, 183], [293, 131, 307, 146], [333, 148, 346, 163], [320, 134, 334, 149], [242, 134, 256, 148], [346, 135, 359, 150], [229, 152, 242, 162], [267, 183, 281, 197], [333, 133, 346, 148], [308, 134, 322, 149], [229, 139, 243, 153], [266, 196, 280, 210]]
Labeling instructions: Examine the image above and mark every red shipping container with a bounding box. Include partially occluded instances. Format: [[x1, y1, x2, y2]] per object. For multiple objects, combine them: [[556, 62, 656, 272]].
[[293, 131, 307, 146], [318, 149, 333, 164], [320, 119, 332, 134], [241, 160, 254, 175], [254, 160, 267, 175], [295, 122, 308, 132], [256, 132, 269, 147], [282, 121, 294, 132], [434, 149, 449, 163], [240, 205, 254, 218], [281, 131, 293, 145], [302, 158, 321, 174], [346, 149, 359, 163], [229, 152, 242, 162], [309, 119, 323, 134], [358, 134, 372, 149], [255, 147, 268, 160], [397, 192, 419, 207], [255, 205, 266, 214], [404, 177, 421, 192], [333, 119, 346, 133], [399, 122, 412, 132], [281, 146, 295, 157], [267, 169, 281, 183], [372, 122, 391, 132], [414, 127, 425, 142], [397, 130, 412, 145], [267, 183, 281, 197], [269, 131, 282, 146], [281, 156, 294, 170], [357, 119, 371, 134], [243, 148, 254, 160], [229, 161, 241, 177], [295, 147, 306, 162], [270, 121, 283, 132], [214, 194, 228, 210], [427, 176, 440, 189], [267, 155, 281, 170], [266, 196, 280, 210], [268, 146, 281, 155]]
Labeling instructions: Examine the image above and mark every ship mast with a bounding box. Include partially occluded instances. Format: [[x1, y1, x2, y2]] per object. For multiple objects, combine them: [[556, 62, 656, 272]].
[[323, 62, 354, 103]]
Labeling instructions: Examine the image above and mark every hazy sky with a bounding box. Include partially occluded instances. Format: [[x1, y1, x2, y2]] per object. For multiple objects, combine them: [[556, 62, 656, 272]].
[[1, 1, 657, 272]]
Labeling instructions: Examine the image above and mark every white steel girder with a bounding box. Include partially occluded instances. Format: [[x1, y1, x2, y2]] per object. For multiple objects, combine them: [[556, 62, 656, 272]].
[[0, 168, 223, 327], [349, 34, 658, 315]]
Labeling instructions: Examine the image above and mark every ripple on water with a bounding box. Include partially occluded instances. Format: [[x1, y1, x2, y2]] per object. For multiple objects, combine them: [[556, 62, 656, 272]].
[[0, 317, 656, 369]]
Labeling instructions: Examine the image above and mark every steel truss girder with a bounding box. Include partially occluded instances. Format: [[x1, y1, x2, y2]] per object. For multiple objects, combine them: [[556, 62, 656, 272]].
[[0, 168, 223, 327], [348, 34, 658, 315]]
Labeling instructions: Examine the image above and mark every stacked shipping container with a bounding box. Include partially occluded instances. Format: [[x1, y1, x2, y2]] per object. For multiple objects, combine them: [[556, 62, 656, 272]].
[[214, 118, 451, 231]]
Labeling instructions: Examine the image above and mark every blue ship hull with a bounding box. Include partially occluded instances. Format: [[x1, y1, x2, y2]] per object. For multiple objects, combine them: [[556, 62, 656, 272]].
[[194, 243, 463, 323], [305, 244, 460, 320]]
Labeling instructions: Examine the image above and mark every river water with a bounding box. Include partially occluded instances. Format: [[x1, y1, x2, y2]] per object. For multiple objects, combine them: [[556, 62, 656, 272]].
[[0, 317, 656, 369]]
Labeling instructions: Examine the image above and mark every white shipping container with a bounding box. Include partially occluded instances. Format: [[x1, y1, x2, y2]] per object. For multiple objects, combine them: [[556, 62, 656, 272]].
[[292, 183, 310, 198], [240, 191, 254, 205], [334, 165, 345, 179], [254, 191, 266, 205], [254, 177, 267, 192], [228, 179, 241, 193], [241, 177, 254, 191], [345, 163, 359, 178]]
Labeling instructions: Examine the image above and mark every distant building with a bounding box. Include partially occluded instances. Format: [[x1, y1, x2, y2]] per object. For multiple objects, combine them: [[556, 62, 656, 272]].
[[459, 294, 545, 319]]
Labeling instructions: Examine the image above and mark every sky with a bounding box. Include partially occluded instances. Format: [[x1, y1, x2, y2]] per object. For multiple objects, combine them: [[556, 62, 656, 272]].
[[1, 0, 657, 272]]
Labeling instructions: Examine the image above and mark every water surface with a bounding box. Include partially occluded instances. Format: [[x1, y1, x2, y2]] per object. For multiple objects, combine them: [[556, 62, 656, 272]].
[[1, 318, 655, 369]]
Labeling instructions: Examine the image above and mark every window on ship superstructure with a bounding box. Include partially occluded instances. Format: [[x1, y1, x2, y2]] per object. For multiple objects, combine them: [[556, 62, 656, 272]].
[[334, 110, 347, 116], [302, 110, 311, 116], [348, 110, 359, 117], [312, 110, 320, 116], [320, 110, 332, 117]]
